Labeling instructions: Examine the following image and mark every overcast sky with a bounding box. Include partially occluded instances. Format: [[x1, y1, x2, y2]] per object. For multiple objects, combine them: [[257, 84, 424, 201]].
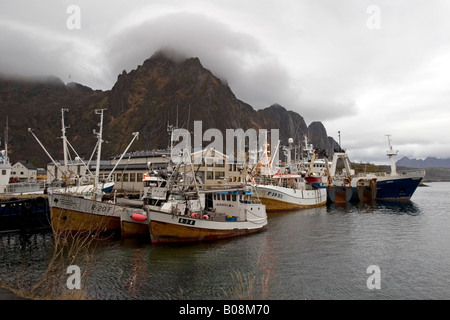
[[1, 0, 449, 163]]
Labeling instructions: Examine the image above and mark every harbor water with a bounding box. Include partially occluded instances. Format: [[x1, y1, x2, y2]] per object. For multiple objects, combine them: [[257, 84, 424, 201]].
[[1, 182, 449, 300]]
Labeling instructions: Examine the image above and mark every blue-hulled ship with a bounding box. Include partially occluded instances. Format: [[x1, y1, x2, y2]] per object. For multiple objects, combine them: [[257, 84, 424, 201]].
[[372, 135, 425, 200]]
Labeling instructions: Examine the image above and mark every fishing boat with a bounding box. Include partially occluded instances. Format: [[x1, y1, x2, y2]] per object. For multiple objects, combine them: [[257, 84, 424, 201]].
[[325, 152, 354, 203], [48, 109, 142, 235], [116, 192, 148, 238], [120, 206, 149, 238], [147, 186, 267, 244], [255, 174, 327, 211], [50, 192, 146, 234], [352, 177, 378, 202], [144, 141, 267, 243], [372, 135, 425, 200], [253, 139, 327, 211], [329, 135, 424, 202], [28, 108, 115, 195]]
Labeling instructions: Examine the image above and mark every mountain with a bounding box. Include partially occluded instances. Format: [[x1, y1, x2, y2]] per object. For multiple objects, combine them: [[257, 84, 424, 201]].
[[0, 51, 337, 168], [396, 156, 450, 182], [397, 156, 450, 169]]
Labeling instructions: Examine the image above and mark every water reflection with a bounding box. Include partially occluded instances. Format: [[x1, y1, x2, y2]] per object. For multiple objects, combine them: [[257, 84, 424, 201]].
[[375, 200, 421, 215], [1, 184, 449, 300], [326, 200, 420, 216]]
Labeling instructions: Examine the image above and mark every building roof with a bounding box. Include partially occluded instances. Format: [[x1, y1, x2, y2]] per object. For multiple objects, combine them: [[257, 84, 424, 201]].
[[15, 160, 37, 170], [110, 149, 171, 160]]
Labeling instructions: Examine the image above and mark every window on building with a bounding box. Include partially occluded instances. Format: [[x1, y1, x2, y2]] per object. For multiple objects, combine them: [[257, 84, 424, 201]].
[[130, 173, 136, 182], [206, 158, 214, 167], [215, 171, 225, 180], [215, 159, 224, 167], [116, 173, 122, 182], [123, 173, 129, 182], [137, 173, 143, 182], [207, 171, 214, 180]]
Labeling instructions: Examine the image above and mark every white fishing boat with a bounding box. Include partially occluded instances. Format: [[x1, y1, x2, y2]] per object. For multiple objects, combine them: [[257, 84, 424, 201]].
[[29, 108, 115, 195], [48, 109, 142, 234], [142, 136, 267, 243], [147, 186, 267, 244], [253, 139, 327, 212], [50, 192, 146, 234], [255, 174, 327, 212]]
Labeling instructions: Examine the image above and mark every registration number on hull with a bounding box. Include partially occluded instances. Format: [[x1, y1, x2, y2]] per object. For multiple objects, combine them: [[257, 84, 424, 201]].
[[178, 218, 196, 226], [91, 204, 113, 213]]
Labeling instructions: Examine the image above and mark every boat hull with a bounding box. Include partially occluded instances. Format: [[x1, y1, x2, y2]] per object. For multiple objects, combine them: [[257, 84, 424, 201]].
[[120, 211, 149, 238], [49, 193, 144, 235], [256, 185, 327, 212], [376, 176, 423, 200], [327, 186, 353, 203], [50, 206, 120, 234], [148, 210, 267, 244], [351, 178, 378, 202]]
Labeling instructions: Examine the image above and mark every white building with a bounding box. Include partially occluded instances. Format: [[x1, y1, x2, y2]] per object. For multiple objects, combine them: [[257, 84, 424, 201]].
[[11, 160, 38, 183], [45, 148, 248, 192], [46, 150, 171, 192]]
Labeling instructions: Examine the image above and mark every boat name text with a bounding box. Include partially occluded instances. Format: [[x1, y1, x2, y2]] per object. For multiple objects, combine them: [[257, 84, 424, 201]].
[[178, 218, 196, 226], [267, 191, 284, 199], [91, 204, 112, 213]]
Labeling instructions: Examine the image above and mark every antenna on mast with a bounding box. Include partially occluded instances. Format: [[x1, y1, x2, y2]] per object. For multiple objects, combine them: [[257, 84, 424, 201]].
[[94, 109, 107, 195], [4, 116, 8, 164], [385, 134, 399, 176], [61, 108, 70, 166]]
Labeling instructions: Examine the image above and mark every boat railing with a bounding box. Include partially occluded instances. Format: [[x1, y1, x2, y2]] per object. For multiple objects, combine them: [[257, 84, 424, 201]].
[[367, 169, 426, 178], [5, 181, 47, 194], [239, 199, 261, 205], [398, 169, 426, 176]]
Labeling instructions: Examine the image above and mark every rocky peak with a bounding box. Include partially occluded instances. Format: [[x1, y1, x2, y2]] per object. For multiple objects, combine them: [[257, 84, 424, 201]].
[[0, 51, 338, 167]]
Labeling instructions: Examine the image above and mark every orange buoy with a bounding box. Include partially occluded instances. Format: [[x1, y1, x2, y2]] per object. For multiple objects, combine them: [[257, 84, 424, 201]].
[[202, 214, 209, 220], [131, 213, 147, 222], [191, 212, 200, 218]]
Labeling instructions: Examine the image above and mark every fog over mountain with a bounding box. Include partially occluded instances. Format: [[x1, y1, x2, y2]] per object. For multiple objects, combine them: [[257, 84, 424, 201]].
[[0, 52, 338, 168], [1, 1, 450, 163]]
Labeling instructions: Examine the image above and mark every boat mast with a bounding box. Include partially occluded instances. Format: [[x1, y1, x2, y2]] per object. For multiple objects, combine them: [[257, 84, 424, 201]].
[[4, 116, 8, 164], [386, 134, 399, 176], [94, 109, 106, 191], [61, 108, 69, 167], [106, 132, 139, 182]]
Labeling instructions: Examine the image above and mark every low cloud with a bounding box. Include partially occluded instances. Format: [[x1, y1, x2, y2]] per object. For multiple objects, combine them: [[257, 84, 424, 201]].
[[1, 1, 449, 161]]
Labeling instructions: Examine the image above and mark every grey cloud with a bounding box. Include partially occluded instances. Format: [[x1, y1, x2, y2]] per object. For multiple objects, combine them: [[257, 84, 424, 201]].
[[1, 0, 449, 161], [104, 12, 296, 108]]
